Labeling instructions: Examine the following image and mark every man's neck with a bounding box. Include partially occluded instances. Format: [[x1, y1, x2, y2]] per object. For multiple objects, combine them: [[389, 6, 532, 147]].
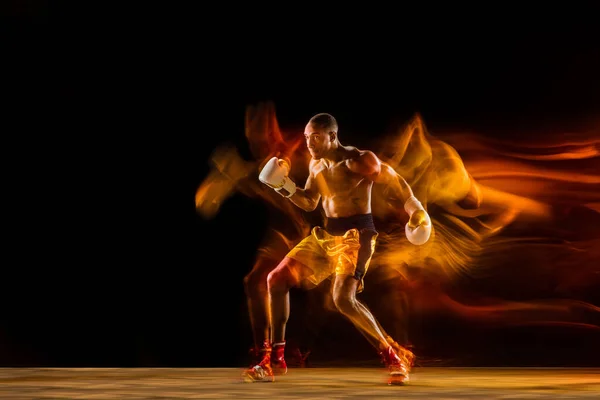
[[322, 144, 342, 162]]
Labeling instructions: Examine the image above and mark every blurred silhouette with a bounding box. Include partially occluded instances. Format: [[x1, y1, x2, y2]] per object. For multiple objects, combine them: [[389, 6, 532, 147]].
[[195, 102, 600, 367]]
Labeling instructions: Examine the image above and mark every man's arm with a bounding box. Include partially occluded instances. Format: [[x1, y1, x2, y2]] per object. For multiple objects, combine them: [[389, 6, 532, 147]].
[[347, 150, 414, 201], [258, 156, 321, 212], [375, 161, 415, 204], [351, 150, 432, 245], [287, 159, 322, 211], [346, 150, 381, 179]]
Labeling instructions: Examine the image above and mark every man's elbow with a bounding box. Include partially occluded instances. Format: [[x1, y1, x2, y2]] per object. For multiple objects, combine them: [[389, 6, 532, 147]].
[[298, 205, 318, 213], [298, 195, 320, 212], [306, 199, 319, 212], [294, 197, 318, 212]]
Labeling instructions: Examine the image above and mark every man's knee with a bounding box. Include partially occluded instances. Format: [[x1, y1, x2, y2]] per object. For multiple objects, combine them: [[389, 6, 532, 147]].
[[332, 289, 356, 315], [267, 260, 295, 293], [244, 258, 280, 293]]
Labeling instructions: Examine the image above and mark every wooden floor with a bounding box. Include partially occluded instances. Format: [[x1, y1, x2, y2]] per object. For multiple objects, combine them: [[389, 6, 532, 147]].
[[0, 367, 599, 399]]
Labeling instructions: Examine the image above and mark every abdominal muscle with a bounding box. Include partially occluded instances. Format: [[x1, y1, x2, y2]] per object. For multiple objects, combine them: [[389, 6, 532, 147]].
[[320, 182, 373, 218], [312, 157, 374, 218]]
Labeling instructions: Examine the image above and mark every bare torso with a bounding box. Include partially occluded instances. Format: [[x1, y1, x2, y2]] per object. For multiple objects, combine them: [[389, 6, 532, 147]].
[[311, 147, 373, 218]]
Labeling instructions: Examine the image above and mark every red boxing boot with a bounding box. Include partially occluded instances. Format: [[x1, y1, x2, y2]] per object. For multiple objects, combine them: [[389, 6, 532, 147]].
[[271, 341, 288, 376], [380, 345, 414, 385], [242, 340, 274, 382]]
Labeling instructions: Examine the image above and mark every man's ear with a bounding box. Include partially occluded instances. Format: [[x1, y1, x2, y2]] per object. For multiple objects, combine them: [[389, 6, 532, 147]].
[[329, 131, 337, 142]]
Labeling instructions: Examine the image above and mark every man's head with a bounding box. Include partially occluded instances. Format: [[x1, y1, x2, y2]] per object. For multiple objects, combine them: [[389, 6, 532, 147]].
[[304, 113, 339, 159]]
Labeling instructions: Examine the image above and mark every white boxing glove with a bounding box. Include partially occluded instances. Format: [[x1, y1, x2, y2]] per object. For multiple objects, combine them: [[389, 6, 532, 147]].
[[404, 195, 432, 245], [259, 157, 297, 198]]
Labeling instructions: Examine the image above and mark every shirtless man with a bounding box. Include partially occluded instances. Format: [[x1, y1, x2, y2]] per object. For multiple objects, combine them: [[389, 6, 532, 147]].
[[243, 113, 432, 385]]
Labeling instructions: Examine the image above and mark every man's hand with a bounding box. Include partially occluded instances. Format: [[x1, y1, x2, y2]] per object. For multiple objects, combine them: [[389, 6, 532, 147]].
[[259, 157, 297, 198], [404, 196, 432, 245], [408, 209, 428, 229]]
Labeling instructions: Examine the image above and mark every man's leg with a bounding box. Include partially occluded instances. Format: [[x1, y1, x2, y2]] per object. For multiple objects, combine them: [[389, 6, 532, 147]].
[[332, 274, 413, 385], [243, 257, 276, 361], [267, 258, 314, 343], [243, 257, 311, 382], [331, 275, 390, 349]]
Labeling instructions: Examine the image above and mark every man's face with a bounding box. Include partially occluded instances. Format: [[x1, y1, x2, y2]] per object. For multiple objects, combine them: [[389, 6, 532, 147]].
[[304, 123, 332, 159]]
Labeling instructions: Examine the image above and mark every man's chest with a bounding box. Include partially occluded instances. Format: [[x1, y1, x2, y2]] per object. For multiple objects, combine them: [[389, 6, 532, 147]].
[[314, 162, 363, 192]]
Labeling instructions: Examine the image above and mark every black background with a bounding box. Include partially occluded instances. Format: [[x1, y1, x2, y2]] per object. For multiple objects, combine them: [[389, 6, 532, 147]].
[[2, 2, 599, 367]]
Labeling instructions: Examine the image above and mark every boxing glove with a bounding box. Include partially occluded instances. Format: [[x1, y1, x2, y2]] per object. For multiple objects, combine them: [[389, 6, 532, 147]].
[[404, 195, 432, 245], [259, 157, 297, 198]]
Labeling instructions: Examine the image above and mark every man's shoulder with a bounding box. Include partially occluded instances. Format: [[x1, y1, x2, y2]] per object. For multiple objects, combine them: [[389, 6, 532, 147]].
[[342, 146, 367, 157], [344, 146, 379, 162]]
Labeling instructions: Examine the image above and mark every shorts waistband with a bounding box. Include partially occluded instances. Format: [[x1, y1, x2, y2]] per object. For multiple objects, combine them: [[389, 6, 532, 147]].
[[324, 213, 376, 235]]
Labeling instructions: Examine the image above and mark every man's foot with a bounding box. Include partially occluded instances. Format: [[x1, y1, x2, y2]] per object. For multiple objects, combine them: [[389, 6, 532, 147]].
[[242, 341, 274, 383], [389, 340, 416, 370], [243, 362, 274, 382], [380, 345, 414, 385]]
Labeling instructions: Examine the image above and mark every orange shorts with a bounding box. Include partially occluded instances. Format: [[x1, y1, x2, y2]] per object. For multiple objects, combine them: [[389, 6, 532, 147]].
[[286, 214, 378, 293]]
